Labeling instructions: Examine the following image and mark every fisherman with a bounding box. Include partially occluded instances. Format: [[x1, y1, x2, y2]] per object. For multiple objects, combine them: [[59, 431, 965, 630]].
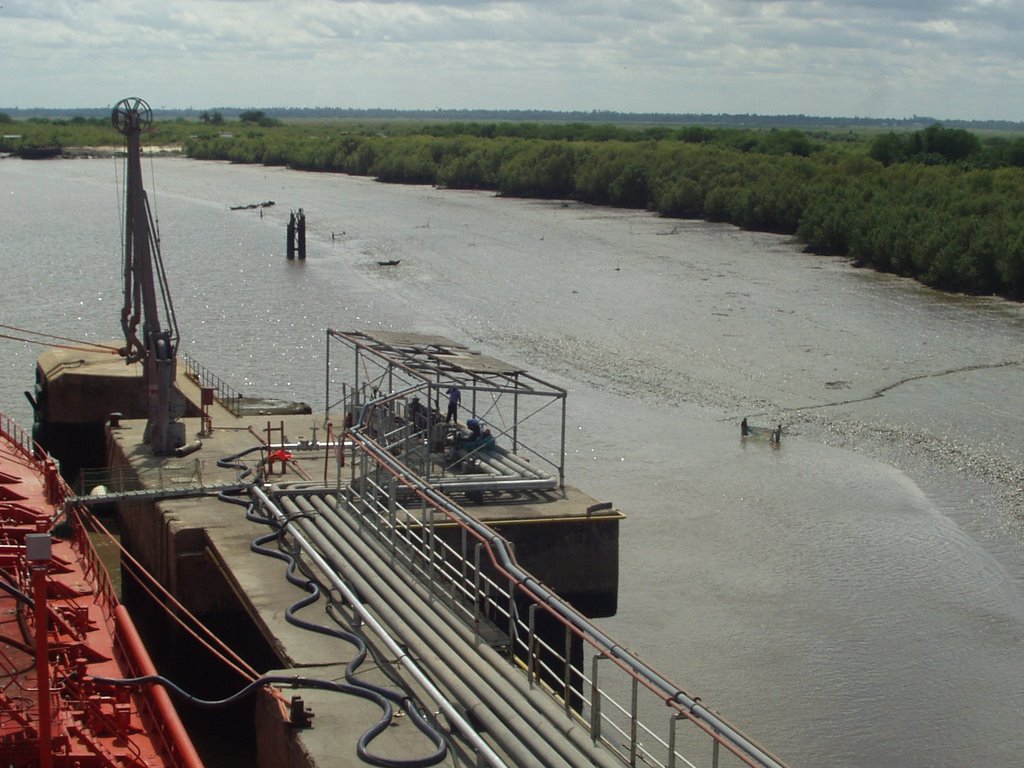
[[741, 417, 749, 436]]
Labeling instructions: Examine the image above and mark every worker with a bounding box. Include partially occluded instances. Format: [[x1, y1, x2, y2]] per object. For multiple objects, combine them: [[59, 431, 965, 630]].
[[409, 397, 427, 429], [445, 386, 461, 423]]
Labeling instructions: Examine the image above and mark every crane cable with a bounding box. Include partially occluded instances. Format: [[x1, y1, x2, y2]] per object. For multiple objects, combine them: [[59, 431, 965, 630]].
[[0, 323, 121, 354]]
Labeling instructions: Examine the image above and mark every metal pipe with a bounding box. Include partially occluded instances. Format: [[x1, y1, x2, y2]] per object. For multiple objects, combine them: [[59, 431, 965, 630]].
[[290, 492, 620, 768], [348, 425, 785, 768], [432, 477, 558, 494], [249, 485, 510, 768], [487, 448, 547, 479], [275, 495, 570, 768], [284, 493, 614, 768], [115, 605, 204, 768], [31, 554, 52, 768]]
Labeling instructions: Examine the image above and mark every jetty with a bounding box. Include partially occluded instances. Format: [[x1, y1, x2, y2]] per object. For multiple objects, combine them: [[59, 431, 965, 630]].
[[32, 330, 787, 768]]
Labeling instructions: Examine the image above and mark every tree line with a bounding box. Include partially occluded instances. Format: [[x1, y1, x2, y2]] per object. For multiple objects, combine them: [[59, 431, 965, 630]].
[[3, 114, 1023, 299], [183, 122, 1024, 299]]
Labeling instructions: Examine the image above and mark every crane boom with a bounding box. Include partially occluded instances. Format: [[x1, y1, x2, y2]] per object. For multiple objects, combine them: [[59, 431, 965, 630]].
[[113, 97, 185, 454]]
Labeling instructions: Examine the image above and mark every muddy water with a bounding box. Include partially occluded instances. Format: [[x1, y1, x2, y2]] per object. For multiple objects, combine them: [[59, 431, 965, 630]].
[[2, 157, 1022, 767]]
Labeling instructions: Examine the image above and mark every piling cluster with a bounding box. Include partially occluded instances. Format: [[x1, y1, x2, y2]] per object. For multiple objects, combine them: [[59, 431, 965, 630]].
[[287, 209, 306, 260]]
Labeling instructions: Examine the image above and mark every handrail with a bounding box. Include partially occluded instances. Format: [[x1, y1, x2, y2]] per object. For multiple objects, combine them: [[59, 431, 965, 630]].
[[180, 352, 244, 415], [320, 392, 788, 768], [0, 412, 38, 462], [0, 411, 203, 768]]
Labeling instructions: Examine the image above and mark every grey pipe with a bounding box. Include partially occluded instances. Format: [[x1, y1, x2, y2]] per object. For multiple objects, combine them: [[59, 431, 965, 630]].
[[348, 425, 785, 768], [276, 493, 582, 768], [285, 498, 575, 768], [433, 476, 557, 492], [301, 492, 624, 768], [249, 485, 510, 768], [475, 452, 527, 478], [492, 446, 548, 479]]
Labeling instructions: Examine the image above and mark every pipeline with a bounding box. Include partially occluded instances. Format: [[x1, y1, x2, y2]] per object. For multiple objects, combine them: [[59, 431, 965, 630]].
[[249, 485, 511, 768], [349, 404, 785, 768], [243, 504, 448, 768], [492, 445, 550, 479], [272, 491, 579, 768], [320, 487, 624, 768], [432, 476, 558, 494], [284, 490, 622, 768]]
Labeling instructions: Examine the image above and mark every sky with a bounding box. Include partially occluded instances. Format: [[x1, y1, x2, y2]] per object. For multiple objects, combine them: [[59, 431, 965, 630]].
[[2, 0, 1023, 121]]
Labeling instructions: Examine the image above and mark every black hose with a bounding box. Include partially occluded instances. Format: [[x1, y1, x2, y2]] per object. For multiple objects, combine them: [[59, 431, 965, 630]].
[[0, 576, 33, 608], [178, 483, 448, 766], [215, 444, 265, 482], [244, 500, 448, 768]]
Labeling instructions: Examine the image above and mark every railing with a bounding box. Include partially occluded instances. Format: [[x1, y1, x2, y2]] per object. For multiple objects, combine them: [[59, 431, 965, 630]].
[[301, 393, 788, 768], [0, 411, 38, 462], [0, 412, 72, 510], [180, 352, 244, 416], [75, 460, 204, 497]]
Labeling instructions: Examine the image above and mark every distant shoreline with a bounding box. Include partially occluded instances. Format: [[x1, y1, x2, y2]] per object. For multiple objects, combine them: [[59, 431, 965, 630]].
[[58, 145, 184, 159], [4, 106, 1023, 132]]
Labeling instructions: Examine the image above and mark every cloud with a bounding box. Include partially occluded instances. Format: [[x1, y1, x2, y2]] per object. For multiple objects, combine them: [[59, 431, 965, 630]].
[[1, 0, 1022, 119]]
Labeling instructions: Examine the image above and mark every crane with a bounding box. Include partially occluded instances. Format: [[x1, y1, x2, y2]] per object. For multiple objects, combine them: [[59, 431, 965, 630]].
[[113, 97, 185, 454]]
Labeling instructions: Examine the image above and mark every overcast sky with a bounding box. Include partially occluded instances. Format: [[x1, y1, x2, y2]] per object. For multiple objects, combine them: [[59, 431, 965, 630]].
[[2, 1, 1022, 121]]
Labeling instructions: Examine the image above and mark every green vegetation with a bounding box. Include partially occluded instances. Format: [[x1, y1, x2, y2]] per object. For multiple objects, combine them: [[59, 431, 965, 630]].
[[0, 115, 208, 152], [181, 120, 1024, 299], [4, 114, 1024, 300], [238, 110, 281, 127], [199, 110, 225, 125]]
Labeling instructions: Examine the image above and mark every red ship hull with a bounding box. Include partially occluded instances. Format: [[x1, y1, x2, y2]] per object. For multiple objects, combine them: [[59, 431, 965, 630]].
[[0, 413, 202, 768]]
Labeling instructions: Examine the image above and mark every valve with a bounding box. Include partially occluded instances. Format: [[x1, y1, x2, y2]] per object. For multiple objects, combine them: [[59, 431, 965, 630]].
[[289, 696, 314, 729]]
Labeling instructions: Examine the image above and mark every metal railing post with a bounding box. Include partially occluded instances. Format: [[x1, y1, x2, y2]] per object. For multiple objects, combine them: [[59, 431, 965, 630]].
[[590, 655, 602, 743], [528, 604, 537, 689], [387, 475, 397, 550], [473, 543, 482, 640], [507, 578, 516, 643], [630, 676, 639, 767], [668, 713, 680, 768], [427, 504, 437, 600], [563, 623, 572, 713]]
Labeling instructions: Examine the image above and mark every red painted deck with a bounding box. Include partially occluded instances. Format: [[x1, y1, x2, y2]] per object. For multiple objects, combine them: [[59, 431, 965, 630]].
[[0, 414, 202, 768]]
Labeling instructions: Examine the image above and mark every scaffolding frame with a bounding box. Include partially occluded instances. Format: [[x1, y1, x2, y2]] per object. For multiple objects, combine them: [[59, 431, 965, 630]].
[[324, 330, 567, 489]]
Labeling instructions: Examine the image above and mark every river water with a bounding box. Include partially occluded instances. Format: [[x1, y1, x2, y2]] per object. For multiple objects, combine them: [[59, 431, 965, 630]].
[[1, 156, 1022, 767]]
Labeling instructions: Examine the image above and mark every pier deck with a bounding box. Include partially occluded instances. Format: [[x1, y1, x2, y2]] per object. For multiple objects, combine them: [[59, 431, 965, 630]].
[[35, 339, 784, 768], [98, 409, 621, 768]]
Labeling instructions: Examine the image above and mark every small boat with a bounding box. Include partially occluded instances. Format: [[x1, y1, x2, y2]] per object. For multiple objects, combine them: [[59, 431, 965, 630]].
[[740, 417, 782, 443], [377, 259, 401, 266], [0, 412, 203, 767]]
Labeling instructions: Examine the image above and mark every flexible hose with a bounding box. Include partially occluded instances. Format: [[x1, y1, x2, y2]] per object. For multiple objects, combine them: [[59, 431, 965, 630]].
[[244, 500, 449, 768], [88, 667, 446, 768]]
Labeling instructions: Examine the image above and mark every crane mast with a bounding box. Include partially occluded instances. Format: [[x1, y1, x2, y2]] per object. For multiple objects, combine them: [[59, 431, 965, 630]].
[[113, 97, 185, 454]]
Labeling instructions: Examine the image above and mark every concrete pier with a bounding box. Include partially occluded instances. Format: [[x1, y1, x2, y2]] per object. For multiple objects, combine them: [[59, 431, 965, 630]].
[[34, 344, 623, 767]]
